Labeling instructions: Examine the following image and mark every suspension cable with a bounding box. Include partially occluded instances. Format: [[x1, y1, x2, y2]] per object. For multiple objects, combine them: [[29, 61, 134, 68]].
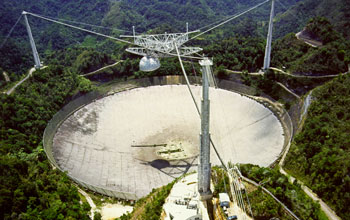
[[190, 0, 270, 40], [0, 14, 23, 49], [245, 188, 254, 217], [275, 0, 305, 25], [231, 169, 248, 220], [25, 11, 132, 45], [194, 2, 255, 33], [174, 43, 201, 116], [196, 14, 237, 32]]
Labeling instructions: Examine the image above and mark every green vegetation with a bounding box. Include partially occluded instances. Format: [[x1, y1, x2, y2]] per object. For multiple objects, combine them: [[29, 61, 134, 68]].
[[0, 0, 111, 75], [117, 180, 176, 220], [212, 165, 326, 219], [0, 40, 32, 76], [275, 0, 350, 39], [2, 0, 348, 77], [248, 188, 294, 220], [272, 17, 350, 75], [212, 166, 231, 198], [103, 0, 283, 33], [0, 67, 5, 88], [240, 71, 283, 100], [204, 37, 265, 72], [44, 48, 196, 81], [284, 74, 350, 219], [46, 48, 114, 73], [0, 66, 92, 219], [0, 0, 301, 76], [93, 212, 102, 220], [305, 17, 339, 44], [240, 164, 325, 219]]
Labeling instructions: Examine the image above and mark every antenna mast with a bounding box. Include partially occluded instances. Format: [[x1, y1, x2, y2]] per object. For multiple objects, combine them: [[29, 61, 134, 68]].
[[23, 11, 42, 69], [263, 0, 275, 70]]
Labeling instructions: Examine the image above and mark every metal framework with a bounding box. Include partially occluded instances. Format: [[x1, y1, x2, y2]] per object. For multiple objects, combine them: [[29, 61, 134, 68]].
[[126, 46, 203, 58], [121, 29, 202, 58]]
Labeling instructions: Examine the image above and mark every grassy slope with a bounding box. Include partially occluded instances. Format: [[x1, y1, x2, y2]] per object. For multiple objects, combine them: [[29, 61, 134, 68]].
[[275, 0, 350, 39], [284, 74, 350, 219]]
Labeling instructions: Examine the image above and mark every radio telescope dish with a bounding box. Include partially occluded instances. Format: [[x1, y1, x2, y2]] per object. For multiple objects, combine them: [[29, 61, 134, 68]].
[[140, 56, 161, 72]]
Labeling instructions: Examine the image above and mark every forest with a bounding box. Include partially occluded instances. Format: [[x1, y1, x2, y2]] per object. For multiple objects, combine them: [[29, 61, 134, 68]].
[[240, 164, 326, 220], [117, 180, 176, 220], [0, 65, 93, 219], [212, 165, 327, 219], [2, 0, 343, 77], [284, 74, 350, 219]]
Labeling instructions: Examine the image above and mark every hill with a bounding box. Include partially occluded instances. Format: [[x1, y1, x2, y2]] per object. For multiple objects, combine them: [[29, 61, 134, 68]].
[[0, 0, 111, 75], [272, 17, 350, 75], [275, 0, 350, 39], [1, 0, 300, 75], [0, 65, 94, 219], [102, 0, 299, 33], [284, 74, 350, 219]]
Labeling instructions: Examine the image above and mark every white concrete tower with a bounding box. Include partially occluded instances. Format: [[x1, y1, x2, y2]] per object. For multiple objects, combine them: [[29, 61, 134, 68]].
[[263, 0, 275, 70], [198, 58, 213, 200], [23, 11, 41, 69]]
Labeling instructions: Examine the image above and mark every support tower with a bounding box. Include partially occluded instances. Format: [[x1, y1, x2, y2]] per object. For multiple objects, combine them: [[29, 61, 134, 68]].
[[198, 58, 213, 200], [263, 0, 275, 70], [23, 11, 42, 69]]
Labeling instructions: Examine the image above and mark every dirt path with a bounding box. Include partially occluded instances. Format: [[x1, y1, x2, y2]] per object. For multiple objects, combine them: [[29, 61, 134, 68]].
[[296, 31, 322, 48], [225, 69, 263, 76], [278, 93, 341, 220], [78, 188, 96, 219], [226, 66, 348, 79], [270, 67, 349, 79], [279, 168, 341, 220], [6, 67, 35, 95], [253, 94, 341, 220], [82, 60, 123, 77]]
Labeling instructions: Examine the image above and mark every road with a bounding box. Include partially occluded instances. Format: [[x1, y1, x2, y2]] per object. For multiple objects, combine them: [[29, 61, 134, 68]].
[[295, 31, 322, 48], [225, 69, 263, 76], [301, 185, 341, 220], [279, 168, 341, 220], [270, 67, 349, 79], [6, 67, 36, 95], [226, 66, 348, 79], [278, 95, 342, 220], [253, 92, 341, 220], [78, 188, 96, 219]]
